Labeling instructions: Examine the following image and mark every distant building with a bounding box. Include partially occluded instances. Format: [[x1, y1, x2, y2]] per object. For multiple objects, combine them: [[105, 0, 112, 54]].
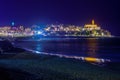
[[84, 20, 100, 30]]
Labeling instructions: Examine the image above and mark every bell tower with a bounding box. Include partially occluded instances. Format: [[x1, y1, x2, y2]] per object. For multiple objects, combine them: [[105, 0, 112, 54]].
[[92, 20, 95, 25]]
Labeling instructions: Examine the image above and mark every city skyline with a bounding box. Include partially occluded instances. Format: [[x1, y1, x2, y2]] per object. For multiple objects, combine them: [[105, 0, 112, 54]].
[[0, 20, 112, 38], [0, 0, 119, 36]]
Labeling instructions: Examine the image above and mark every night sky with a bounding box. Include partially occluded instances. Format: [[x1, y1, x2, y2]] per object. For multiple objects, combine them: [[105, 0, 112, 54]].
[[0, 0, 119, 36]]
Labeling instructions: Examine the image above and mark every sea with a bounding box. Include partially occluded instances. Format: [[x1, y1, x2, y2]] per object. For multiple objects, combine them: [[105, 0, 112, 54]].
[[12, 37, 120, 63]]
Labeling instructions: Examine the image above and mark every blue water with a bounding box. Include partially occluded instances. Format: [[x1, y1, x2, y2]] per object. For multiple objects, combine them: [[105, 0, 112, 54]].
[[14, 37, 120, 62]]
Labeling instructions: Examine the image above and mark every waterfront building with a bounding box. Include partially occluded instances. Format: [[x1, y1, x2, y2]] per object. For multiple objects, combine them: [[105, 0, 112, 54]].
[[84, 20, 101, 30]]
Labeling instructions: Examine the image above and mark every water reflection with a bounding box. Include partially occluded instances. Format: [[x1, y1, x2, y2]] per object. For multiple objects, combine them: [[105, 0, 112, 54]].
[[85, 39, 111, 64], [24, 47, 111, 65], [16, 38, 111, 64], [36, 44, 42, 51], [86, 38, 98, 58]]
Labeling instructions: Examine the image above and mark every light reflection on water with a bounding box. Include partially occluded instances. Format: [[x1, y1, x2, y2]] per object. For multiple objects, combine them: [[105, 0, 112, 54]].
[[86, 39, 98, 58], [36, 44, 42, 51], [14, 38, 120, 63], [24, 48, 111, 64]]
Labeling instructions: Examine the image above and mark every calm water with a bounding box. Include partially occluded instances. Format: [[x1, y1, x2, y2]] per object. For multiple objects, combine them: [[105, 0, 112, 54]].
[[14, 37, 120, 62]]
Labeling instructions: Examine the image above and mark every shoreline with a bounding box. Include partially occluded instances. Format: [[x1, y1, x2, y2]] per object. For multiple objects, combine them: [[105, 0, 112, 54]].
[[0, 51, 120, 80], [0, 38, 120, 80]]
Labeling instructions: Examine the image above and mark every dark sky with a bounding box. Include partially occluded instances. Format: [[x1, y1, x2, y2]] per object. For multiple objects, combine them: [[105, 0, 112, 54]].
[[0, 0, 119, 35]]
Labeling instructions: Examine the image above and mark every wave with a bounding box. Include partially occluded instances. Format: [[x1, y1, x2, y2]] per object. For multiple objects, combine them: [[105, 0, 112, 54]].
[[22, 47, 111, 65]]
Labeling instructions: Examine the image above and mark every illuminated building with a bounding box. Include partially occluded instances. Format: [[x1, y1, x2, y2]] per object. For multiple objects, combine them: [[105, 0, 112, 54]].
[[0, 20, 112, 37], [19, 26, 24, 31], [84, 20, 100, 30]]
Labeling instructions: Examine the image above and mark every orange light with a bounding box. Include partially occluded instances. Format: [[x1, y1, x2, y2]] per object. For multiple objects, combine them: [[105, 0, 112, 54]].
[[92, 20, 95, 25], [84, 57, 99, 62]]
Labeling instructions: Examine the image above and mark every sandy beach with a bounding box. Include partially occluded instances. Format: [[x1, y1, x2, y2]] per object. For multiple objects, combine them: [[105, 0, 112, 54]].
[[0, 50, 120, 80]]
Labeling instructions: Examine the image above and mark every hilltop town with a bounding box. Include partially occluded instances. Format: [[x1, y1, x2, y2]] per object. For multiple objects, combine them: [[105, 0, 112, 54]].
[[0, 20, 112, 37]]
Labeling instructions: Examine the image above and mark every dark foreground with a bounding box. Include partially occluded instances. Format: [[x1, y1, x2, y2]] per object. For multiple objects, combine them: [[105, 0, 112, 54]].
[[0, 51, 120, 80]]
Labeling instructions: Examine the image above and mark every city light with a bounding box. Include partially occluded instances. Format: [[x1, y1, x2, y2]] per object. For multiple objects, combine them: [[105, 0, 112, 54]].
[[0, 20, 112, 37], [11, 22, 15, 26], [37, 31, 42, 34]]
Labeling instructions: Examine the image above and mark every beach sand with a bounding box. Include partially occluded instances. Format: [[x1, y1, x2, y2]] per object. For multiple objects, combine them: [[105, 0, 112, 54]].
[[0, 51, 120, 80]]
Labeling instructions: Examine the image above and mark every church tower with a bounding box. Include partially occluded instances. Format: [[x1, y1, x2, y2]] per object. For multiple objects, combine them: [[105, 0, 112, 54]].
[[84, 20, 101, 30]]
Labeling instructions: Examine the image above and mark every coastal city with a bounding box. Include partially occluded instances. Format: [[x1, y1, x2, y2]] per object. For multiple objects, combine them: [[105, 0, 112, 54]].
[[0, 0, 120, 80], [0, 20, 112, 38]]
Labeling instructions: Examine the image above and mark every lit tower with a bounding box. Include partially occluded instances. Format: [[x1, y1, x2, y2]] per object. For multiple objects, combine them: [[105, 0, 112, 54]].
[[11, 22, 15, 26], [84, 20, 101, 30], [92, 19, 95, 25]]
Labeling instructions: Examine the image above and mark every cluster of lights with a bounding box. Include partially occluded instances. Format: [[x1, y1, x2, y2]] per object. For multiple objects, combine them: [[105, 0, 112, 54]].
[[0, 20, 112, 37], [43, 20, 112, 37]]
